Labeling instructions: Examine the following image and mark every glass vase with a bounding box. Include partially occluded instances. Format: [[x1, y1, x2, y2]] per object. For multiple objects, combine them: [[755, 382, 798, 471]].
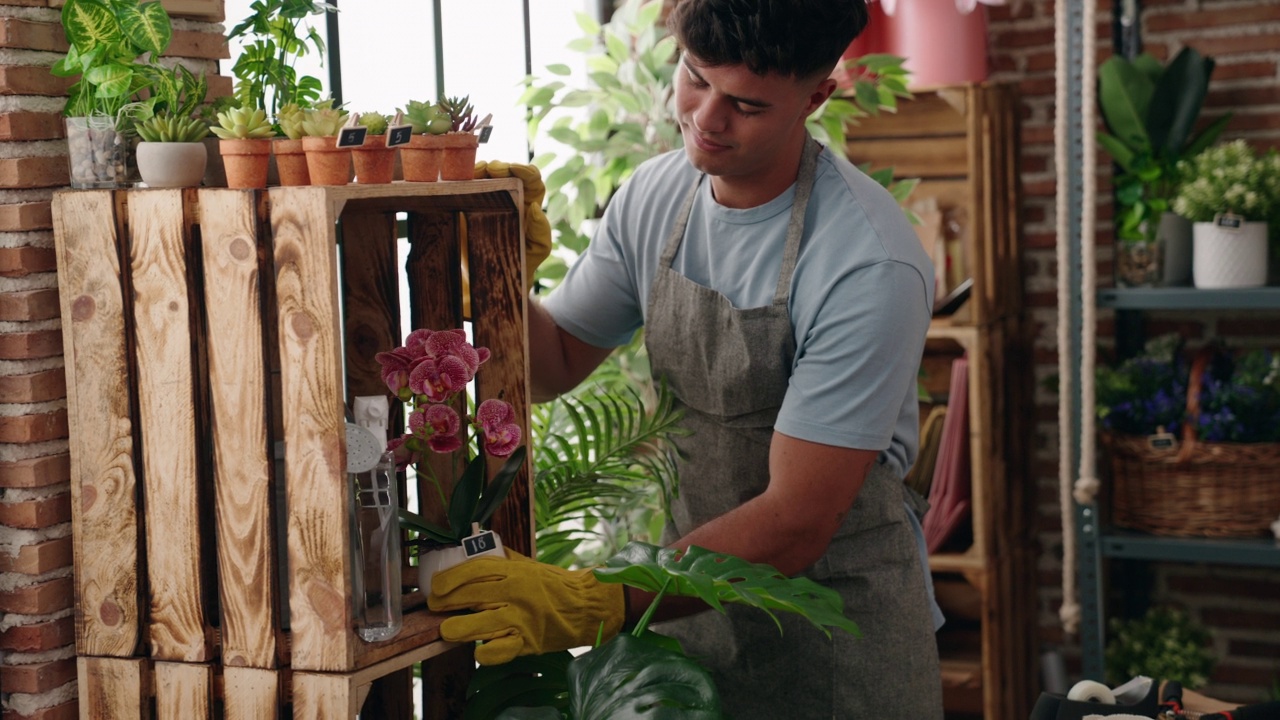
[[350, 451, 403, 642]]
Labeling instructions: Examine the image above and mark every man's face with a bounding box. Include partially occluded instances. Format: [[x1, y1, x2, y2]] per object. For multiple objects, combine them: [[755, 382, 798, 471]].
[[673, 53, 831, 205]]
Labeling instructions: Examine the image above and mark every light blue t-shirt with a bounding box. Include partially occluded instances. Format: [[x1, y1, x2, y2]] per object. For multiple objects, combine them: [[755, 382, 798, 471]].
[[544, 144, 945, 629]]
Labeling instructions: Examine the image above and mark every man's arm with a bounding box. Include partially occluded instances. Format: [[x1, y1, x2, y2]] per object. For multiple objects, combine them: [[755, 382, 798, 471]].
[[628, 431, 878, 623], [528, 298, 615, 402]]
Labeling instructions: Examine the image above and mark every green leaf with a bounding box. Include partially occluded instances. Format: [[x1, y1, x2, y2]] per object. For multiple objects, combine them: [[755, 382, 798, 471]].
[[61, 0, 120, 51], [117, 1, 172, 57], [467, 652, 573, 720], [473, 446, 529, 529], [448, 454, 486, 537], [545, 63, 572, 77], [1147, 47, 1213, 160], [568, 634, 719, 719], [1097, 131, 1137, 171], [574, 11, 601, 36], [397, 507, 456, 545], [1097, 56, 1154, 154], [1182, 112, 1232, 159]]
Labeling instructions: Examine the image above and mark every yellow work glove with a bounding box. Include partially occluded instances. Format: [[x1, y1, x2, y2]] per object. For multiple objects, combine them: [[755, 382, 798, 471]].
[[428, 549, 626, 666]]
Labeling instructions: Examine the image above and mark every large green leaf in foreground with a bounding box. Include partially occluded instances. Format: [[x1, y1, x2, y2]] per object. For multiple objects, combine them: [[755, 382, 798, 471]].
[[568, 634, 719, 720], [594, 542, 860, 638]]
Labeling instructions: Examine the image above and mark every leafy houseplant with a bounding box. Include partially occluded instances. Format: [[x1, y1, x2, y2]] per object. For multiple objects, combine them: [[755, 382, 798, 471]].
[[1096, 47, 1231, 287], [1173, 140, 1280, 288], [134, 111, 210, 188], [52, 0, 175, 188], [462, 542, 860, 719], [209, 104, 275, 188], [375, 328, 527, 589], [1105, 607, 1215, 689], [226, 0, 334, 118], [299, 101, 352, 186], [350, 112, 395, 184], [437, 95, 483, 182]]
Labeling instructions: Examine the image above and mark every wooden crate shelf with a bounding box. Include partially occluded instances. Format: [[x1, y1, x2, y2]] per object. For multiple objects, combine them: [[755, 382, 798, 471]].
[[53, 180, 529, 719], [848, 84, 1035, 720]]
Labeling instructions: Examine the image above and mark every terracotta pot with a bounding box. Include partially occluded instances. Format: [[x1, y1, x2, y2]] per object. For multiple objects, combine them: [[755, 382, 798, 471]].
[[273, 138, 311, 186], [301, 135, 352, 186], [351, 139, 396, 184], [218, 138, 272, 190], [401, 134, 444, 182], [439, 133, 480, 181]]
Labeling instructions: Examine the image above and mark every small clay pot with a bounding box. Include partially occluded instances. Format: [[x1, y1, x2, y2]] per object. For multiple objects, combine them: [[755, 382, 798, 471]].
[[351, 139, 396, 184], [439, 133, 480, 182], [301, 135, 352, 186], [218, 138, 272, 190], [273, 138, 311, 186], [400, 134, 444, 182]]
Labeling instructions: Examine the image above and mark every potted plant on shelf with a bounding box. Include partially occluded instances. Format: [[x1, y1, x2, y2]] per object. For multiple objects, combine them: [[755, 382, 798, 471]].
[[1096, 47, 1232, 288], [299, 101, 352, 186], [273, 102, 311, 186], [1173, 139, 1280, 289], [226, 0, 334, 118], [398, 99, 451, 182], [375, 327, 527, 591], [124, 62, 210, 188], [51, 0, 175, 188], [351, 112, 396, 184], [209, 105, 275, 189], [437, 95, 482, 182]]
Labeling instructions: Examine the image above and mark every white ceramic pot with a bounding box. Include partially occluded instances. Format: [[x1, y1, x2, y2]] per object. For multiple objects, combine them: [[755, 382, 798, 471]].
[[1192, 220, 1269, 289], [136, 141, 208, 188], [418, 530, 505, 593]]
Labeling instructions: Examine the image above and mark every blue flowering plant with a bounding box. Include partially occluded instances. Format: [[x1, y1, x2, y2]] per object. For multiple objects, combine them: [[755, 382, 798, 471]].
[[1098, 334, 1280, 443]]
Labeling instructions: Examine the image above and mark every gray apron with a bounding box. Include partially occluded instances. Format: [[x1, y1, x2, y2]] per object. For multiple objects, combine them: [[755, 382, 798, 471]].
[[646, 137, 943, 719]]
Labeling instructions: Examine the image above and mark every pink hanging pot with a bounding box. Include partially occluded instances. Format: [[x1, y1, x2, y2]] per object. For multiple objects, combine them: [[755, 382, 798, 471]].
[[876, 0, 1003, 89]]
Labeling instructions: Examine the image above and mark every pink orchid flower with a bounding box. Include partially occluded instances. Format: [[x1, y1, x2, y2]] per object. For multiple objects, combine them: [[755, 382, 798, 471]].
[[386, 435, 419, 470], [474, 398, 522, 457], [408, 355, 473, 403], [374, 347, 422, 398], [426, 329, 491, 375], [409, 403, 463, 454]]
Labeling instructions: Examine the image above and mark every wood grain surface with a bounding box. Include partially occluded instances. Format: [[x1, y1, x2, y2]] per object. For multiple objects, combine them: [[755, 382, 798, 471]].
[[154, 661, 212, 719]]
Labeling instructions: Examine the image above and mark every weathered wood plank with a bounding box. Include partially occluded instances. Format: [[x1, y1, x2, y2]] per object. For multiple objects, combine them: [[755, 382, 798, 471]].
[[270, 187, 355, 672], [841, 87, 968, 139], [199, 188, 280, 669], [128, 189, 210, 662], [223, 666, 280, 720], [51, 190, 139, 658], [339, 211, 401, 404], [845, 135, 969, 179], [154, 661, 212, 719], [465, 209, 532, 558], [78, 656, 148, 720], [293, 671, 356, 719]]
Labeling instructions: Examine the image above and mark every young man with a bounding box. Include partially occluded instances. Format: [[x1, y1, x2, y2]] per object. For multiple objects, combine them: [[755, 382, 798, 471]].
[[429, 1, 944, 716]]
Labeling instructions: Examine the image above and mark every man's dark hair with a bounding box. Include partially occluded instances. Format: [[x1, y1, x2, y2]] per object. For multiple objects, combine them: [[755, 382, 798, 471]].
[[667, 0, 869, 79]]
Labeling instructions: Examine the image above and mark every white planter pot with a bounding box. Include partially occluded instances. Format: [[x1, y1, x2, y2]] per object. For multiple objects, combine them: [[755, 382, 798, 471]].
[[1192, 220, 1269, 289], [136, 141, 208, 188], [417, 530, 505, 594]]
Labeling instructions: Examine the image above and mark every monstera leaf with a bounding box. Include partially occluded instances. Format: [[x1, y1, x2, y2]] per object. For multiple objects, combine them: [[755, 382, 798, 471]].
[[566, 634, 719, 720]]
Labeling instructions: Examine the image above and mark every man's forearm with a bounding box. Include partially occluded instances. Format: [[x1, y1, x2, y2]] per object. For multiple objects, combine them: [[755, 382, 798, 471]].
[[527, 298, 615, 402]]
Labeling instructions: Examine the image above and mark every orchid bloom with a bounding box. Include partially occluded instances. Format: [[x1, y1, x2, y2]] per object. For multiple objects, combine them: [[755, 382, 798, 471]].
[[474, 398, 522, 457], [374, 347, 421, 399], [409, 403, 463, 454], [386, 435, 419, 471]]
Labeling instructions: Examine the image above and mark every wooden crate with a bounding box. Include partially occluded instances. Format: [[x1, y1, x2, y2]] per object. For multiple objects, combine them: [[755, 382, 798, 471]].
[[845, 83, 1021, 327], [52, 180, 530, 718]]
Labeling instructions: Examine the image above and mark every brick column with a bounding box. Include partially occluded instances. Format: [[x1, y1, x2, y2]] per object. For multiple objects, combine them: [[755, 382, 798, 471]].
[[0, 2, 228, 718]]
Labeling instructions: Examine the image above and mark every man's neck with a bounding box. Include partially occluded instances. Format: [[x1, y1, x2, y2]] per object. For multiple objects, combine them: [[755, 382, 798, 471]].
[[707, 136, 809, 209]]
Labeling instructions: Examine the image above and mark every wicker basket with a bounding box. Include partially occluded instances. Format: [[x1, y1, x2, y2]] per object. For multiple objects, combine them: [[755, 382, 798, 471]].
[[1102, 349, 1280, 538]]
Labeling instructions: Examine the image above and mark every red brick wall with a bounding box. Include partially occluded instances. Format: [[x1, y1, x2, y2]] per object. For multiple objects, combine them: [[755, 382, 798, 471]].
[[989, 0, 1280, 703], [0, 2, 227, 717]]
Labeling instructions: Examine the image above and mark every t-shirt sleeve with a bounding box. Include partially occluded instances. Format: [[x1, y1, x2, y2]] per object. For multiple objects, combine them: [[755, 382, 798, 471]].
[[775, 259, 931, 452], [541, 186, 646, 349]]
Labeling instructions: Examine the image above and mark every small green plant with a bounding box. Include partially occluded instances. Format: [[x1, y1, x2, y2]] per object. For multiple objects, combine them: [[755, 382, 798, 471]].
[[135, 111, 209, 143], [1174, 140, 1280, 223], [299, 101, 349, 137], [276, 102, 307, 140], [227, 0, 335, 117], [51, 0, 174, 121], [401, 100, 451, 135], [356, 112, 389, 136], [438, 95, 477, 133], [209, 105, 275, 140], [1105, 606, 1216, 689]]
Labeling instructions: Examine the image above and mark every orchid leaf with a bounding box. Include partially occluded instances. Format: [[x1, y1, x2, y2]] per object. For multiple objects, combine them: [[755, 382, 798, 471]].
[[448, 454, 487, 537], [398, 507, 456, 545], [474, 446, 529, 529]]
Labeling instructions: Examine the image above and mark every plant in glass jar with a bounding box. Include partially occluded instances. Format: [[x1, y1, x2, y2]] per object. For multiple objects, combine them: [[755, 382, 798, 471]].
[[1173, 140, 1280, 288], [375, 328, 527, 591]]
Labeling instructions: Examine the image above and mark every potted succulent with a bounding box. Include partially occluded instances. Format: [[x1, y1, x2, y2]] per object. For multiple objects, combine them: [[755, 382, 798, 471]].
[[209, 105, 275, 189], [273, 102, 311, 186], [299, 101, 352, 186], [398, 99, 451, 182], [375, 328, 527, 590], [1174, 140, 1280, 289], [436, 95, 482, 182], [350, 112, 396, 184], [1096, 47, 1232, 287], [123, 62, 210, 188], [52, 0, 175, 188]]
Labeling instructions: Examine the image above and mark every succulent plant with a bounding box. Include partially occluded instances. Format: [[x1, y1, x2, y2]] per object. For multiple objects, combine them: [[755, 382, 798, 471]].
[[439, 95, 477, 133], [136, 111, 210, 143], [356, 112, 389, 136], [276, 102, 307, 140], [300, 102, 350, 138], [210, 105, 275, 140], [401, 100, 451, 135]]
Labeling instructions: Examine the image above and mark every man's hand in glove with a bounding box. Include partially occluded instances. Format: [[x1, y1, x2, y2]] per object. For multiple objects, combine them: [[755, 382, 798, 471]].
[[428, 549, 626, 665]]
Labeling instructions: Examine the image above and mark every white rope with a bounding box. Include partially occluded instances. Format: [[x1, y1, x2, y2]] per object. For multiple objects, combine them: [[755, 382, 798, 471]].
[[1055, 0, 1099, 637]]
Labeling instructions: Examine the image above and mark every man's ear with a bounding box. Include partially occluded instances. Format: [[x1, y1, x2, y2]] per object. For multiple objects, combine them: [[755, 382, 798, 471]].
[[806, 77, 838, 116]]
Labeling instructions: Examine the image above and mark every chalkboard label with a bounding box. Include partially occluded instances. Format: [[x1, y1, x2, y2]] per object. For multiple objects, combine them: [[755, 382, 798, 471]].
[[386, 125, 413, 147], [337, 126, 368, 148], [479, 126, 493, 144], [463, 530, 500, 557], [1214, 212, 1243, 230]]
